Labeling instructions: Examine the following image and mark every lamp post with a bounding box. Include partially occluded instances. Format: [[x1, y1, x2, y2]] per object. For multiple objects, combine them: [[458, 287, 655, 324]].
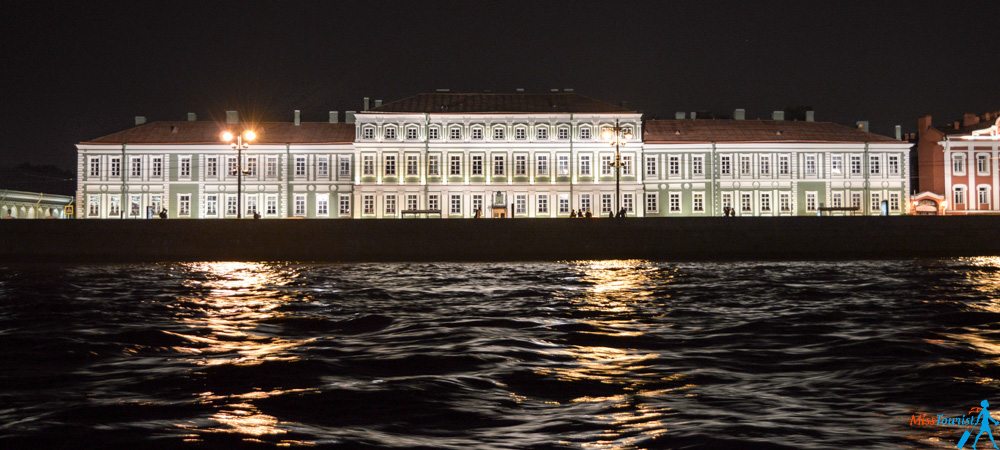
[[220, 129, 256, 218], [601, 119, 634, 214]]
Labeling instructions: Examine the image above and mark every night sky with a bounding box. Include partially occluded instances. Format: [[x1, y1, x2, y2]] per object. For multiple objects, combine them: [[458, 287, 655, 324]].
[[2, 0, 997, 174]]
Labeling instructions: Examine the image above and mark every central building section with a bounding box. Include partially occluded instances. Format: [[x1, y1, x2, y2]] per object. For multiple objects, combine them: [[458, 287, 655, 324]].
[[352, 92, 643, 218]]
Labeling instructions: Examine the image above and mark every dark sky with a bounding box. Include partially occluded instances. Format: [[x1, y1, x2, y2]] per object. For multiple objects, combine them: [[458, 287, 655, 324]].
[[2, 0, 997, 171]]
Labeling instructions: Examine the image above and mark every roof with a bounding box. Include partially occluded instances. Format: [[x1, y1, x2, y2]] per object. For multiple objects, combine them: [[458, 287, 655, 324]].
[[80, 121, 356, 145], [643, 119, 900, 143], [371, 92, 634, 113], [938, 118, 999, 137]]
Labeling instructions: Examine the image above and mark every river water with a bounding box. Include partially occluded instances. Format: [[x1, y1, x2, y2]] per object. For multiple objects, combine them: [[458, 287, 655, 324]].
[[1, 259, 998, 449]]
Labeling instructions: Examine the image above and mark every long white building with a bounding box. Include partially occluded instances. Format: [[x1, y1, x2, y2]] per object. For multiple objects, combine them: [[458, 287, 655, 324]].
[[76, 92, 910, 218]]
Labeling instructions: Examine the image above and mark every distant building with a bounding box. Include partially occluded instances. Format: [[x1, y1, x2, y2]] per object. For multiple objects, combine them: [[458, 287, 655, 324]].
[[915, 111, 1000, 214], [0, 189, 74, 219], [75, 92, 910, 218]]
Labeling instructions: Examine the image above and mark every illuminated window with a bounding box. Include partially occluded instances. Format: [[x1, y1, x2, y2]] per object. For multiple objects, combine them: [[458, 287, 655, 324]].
[[384, 126, 397, 140]]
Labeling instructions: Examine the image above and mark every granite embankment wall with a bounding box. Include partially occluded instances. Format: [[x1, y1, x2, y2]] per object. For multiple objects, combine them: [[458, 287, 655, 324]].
[[1, 217, 998, 263]]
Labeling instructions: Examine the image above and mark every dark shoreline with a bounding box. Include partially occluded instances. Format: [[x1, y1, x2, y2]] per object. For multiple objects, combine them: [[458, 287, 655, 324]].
[[2, 217, 998, 263]]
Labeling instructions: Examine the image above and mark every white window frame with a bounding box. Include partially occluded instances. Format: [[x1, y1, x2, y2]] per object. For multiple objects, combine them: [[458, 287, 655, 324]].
[[362, 194, 375, 215], [384, 155, 397, 177], [692, 192, 705, 213], [177, 193, 191, 217], [536, 154, 549, 177], [515, 154, 528, 176], [384, 126, 397, 140], [293, 194, 306, 217], [316, 194, 329, 217], [450, 155, 462, 176], [178, 156, 191, 179], [338, 194, 351, 216], [295, 156, 306, 177], [537, 194, 549, 214], [385, 194, 397, 216]]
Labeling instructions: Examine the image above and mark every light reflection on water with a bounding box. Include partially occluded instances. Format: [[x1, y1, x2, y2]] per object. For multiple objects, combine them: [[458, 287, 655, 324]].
[[0, 258, 999, 449]]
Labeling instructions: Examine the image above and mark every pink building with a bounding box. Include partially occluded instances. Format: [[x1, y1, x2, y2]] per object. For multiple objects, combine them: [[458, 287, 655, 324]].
[[915, 111, 1000, 214]]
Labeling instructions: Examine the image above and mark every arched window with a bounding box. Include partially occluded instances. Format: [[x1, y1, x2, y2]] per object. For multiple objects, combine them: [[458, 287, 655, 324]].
[[978, 185, 991, 206], [579, 126, 592, 140], [557, 126, 570, 140], [428, 126, 441, 140], [536, 126, 548, 140], [362, 126, 375, 140], [492, 127, 505, 140], [471, 126, 484, 140], [449, 126, 462, 140], [384, 126, 398, 140], [953, 185, 966, 206], [405, 126, 419, 140], [514, 126, 527, 140]]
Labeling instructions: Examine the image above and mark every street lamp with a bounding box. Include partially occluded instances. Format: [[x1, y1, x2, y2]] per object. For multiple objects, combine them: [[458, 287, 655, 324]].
[[601, 119, 634, 214], [220, 129, 256, 218]]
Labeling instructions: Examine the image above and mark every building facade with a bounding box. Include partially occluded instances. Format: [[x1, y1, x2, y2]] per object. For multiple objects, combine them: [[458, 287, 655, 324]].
[[0, 189, 74, 219], [916, 111, 1000, 214], [76, 92, 911, 218]]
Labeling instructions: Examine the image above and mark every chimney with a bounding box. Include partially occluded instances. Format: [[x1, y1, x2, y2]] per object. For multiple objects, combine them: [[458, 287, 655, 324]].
[[186, 112, 197, 122], [329, 111, 339, 123], [962, 113, 980, 127], [226, 110, 238, 124], [374, 99, 383, 108], [917, 114, 933, 132], [895, 125, 902, 140], [294, 109, 301, 126], [734, 108, 746, 120], [953, 120, 960, 130], [856, 121, 869, 132], [805, 110, 815, 122], [363, 97, 370, 111], [690, 112, 697, 119], [772, 111, 785, 121], [346, 111, 356, 123], [675, 112, 686, 120], [134, 116, 146, 126]]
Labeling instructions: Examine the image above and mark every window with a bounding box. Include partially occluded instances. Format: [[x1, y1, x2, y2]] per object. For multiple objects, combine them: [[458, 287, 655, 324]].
[[741, 192, 752, 213], [449, 127, 462, 140], [720, 156, 732, 175], [850, 155, 862, 175], [831, 155, 843, 175], [428, 155, 440, 177], [515, 194, 526, 215], [537, 194, 549, 214], [579, 155, 591, 177], [178, 194, 191, 217], [428, 194, 439, 212], [601, 193, 613, 214], [129, 194, 141, 217], [536, 127, 548, 140], [493, 127, 505, 140], [449, 155, 462, 176], [429, 127, 440, 140], [360, 155, 374, 176], [645, 156, 657, 177], [557, 128, 569, 140], [384, 155, 396, 176], [740, 156, 751, 176], [622, 193, 634, 213], [869, 155, 881, 175], [622, 155, 633, 176], [339, 194, 351, 216], [601, 155, 612, 176], [870, 192, 881, 212], [580, 194, 591, 214], [493, 155, 505, 176], [721, 192, 733, 211], [780, 192, 792, 212], [362, 127, 375, 139], [205, 195, 218, 216], [227, 157, 238, 177], [295, 157, 306, 177], [977, 154, 990, 175], [385, 194, 397, 216], [267, 157, 278, 178], [890, 192, 901, 211], [87, 194, 100, 217], [266, 195, 277, 216], [832, 192, 843, 208], [669, 192, 680, 213], [317, 194, 329, 216], [406, 127, 418, 140], [246, 157, 258, 177], [226, 195, 238, 216], [179, 157, 191, 178], [294, 194, 306, 217], [150, 195, 162, 216], [471, 127, 484, 140], [580, 127, 592, 140], [888, 155, 900, 175], [472, 194, 483, 214], [851, 192, 862, 209], [363, 195, 375, 215], [406, 155, 419, 176], [692, 156, 704, 176], [130, 158, 142, 177], [760, 156, 771, 176], [111, 157, 121, 177], [952, 154, 966, 175], [806, 192, 817, 212], [109, 195, 121, 216], [151, 157, 163, 178], [804, 154, 817, 175], [692, 192, 705, 212], [406, 194, 419, 212], [515, 155, 527, 176], [317, 156, 329, 178], [669, 156, 680, 176], [339, 156, 351, 178], [978, 186, 990, 205], [557, 155, 570, 176], [384, 127, 397, 140], [536, 155, 549, 177], [558, 194, 570, 214], [472, 155, 483, 175], [205, 157, 217, 178], [89, 158, 101, 177], [514, 127, 527, 140], [954, 186, 966, 205], [449, 194, 462, 215], [778, 155, 790, 175], [246, 196, 257, 216], [760, 193, 772, 213]]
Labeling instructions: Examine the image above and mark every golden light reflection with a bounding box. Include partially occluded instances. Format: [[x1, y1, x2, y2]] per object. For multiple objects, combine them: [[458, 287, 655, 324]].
[[942, 257, 1000, 383]]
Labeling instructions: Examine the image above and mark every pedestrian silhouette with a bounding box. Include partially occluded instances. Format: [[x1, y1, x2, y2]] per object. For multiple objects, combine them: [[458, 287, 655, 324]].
[[158, 208, 167, 219], [971, 399, 999, 449]]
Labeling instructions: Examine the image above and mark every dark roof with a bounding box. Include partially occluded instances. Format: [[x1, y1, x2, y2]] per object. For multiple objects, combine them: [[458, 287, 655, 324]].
[[81, 121, 355, 145], [643, 119, 900, 143], [937, 118, 998, 136], [371, 92, 633, 113]]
